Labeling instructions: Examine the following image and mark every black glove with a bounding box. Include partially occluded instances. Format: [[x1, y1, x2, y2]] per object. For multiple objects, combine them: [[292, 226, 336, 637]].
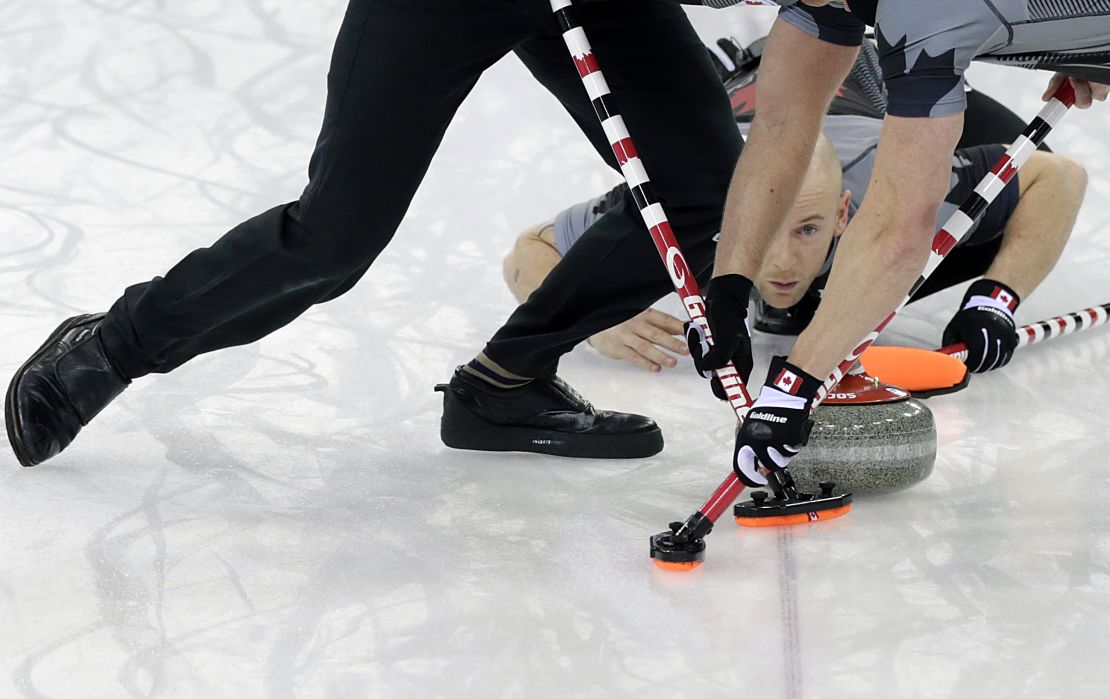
[[942, 279, 1021, 373], [685, 274, 754, 400], [734, 357, 821, 487]]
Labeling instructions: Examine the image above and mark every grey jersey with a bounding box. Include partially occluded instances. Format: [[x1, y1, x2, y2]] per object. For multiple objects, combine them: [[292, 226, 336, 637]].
[[781, 1, 1110, 117]]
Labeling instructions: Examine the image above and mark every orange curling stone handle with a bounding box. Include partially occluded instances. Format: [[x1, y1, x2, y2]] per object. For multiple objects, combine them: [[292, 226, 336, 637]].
[[820, 371, 910, 406]]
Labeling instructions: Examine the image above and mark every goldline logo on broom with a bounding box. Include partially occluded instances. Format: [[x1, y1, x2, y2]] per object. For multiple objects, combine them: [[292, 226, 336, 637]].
[[665, 246, 688, 288], [748, 411, 788, 424], [683, 296, 707, 325], [715, 365, 747, 404]]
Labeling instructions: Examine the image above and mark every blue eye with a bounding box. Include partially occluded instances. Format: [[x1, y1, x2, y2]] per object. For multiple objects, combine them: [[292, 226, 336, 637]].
[[799, 225, 819, 236]]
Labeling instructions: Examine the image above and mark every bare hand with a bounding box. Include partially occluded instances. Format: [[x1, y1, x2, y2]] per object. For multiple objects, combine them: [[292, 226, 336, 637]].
[[1043, 72, 1109, 109], [588, 309, 690, 372]]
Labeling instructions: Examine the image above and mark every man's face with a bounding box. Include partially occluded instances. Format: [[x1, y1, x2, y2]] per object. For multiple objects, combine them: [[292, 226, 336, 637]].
[[753, 163, 851, 309]]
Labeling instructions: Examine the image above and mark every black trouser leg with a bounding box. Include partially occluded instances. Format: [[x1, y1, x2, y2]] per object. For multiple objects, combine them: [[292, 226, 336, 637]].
[[99, 0, 526, 378], [481, 0, 741, 378]]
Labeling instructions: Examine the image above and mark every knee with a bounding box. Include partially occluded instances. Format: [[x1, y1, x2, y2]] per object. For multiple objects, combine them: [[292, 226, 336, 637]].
[[282, 203, 391, 273], [1052, 155, 1088, 196]]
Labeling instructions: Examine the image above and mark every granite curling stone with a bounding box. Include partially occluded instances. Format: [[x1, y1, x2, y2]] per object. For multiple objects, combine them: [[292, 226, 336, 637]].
[[788, 373, 937, 495]]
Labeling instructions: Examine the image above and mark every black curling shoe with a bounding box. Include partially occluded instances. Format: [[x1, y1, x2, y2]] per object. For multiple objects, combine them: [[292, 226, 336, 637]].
[[5, 314, 130, 467], [436, 367, 663, 459]]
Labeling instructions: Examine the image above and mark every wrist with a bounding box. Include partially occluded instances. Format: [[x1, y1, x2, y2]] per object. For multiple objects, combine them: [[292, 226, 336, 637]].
[[757, 356, 822, 410], [963, 279, 1021, 318]]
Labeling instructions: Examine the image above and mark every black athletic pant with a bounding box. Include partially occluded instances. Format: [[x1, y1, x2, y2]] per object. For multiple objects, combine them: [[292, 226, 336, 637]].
[[98, 0, 741, 380]]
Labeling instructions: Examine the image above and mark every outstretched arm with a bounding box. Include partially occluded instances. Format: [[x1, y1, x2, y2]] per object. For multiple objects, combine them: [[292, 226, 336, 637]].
[[712, 19, 857, 279], [789, 112, 964, 379]]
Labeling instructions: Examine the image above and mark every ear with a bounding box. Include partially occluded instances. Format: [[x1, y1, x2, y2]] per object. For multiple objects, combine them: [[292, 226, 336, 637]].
[[833, 190, 851, 238]]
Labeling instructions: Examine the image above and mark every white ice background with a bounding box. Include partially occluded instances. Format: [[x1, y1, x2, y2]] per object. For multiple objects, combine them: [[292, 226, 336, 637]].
[[1, 2, 1110, 698]]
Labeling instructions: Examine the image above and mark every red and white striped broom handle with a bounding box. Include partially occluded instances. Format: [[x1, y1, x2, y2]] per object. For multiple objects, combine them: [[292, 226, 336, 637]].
[[942, 302, 1110, 360]]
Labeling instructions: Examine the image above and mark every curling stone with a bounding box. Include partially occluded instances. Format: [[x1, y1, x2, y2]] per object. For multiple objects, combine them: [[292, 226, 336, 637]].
[[788, 370, 937, 495]]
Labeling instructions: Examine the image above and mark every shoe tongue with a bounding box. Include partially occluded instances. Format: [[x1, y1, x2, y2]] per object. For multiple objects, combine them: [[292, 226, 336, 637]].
[[547, 376, 592, 412]]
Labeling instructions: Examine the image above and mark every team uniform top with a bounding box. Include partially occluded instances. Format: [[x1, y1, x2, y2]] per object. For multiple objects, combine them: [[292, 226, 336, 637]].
[[782, 1, 1110, 117]]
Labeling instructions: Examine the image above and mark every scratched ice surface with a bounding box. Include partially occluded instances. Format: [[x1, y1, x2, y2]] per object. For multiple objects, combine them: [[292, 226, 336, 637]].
[[1, 2, 1109, 697]]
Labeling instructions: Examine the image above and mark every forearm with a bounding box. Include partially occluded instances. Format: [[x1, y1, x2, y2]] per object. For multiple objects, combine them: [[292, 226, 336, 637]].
[[713, 20, 856, 278], [503, 221, 561, 303], [787, 113, 962, 380], [714, 108, 824, 278], [788, 212, 934, 379], [982, 153, 1087, 300]]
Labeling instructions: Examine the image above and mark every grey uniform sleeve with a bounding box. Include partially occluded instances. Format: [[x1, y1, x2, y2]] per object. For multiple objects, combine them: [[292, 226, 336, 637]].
[[783, 1, 1005, 118], [778, 5, 866, 47], [552, 186, 626, 256], [873, 2, 1000, 118]]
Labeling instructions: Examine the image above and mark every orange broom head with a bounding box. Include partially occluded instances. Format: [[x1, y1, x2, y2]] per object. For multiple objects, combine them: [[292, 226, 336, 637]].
[[652, 559, 703, 572], [860, 346, 969, 396], [734, 503, 853, 528]]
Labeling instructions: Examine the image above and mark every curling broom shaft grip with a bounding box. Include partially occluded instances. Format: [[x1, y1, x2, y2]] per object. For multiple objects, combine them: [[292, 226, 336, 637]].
[[939, 301, 1110, 359], [1017, 303, 1110, 347], [938, 342, 969, 359]]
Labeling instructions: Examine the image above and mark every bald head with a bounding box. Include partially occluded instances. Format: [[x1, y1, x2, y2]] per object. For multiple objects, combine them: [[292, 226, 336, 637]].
[[752, 131, 852, 310], [808, 132, 844, 195]]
